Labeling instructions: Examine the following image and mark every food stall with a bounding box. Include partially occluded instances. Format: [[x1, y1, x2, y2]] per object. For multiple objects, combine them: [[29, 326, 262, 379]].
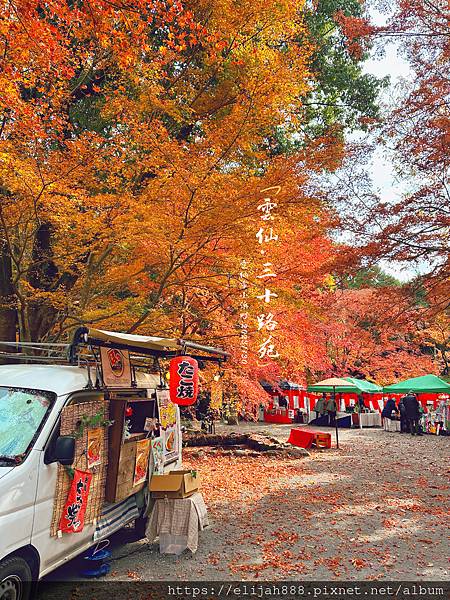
[[0, 327, 229, 583], [63, 328, 227, 545], [261, 380, 307, 424], [383, 374, 450, 436], [307, 378, 382, 424]]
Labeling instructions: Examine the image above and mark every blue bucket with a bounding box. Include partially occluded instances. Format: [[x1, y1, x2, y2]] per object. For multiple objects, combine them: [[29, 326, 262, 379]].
[[80, 541, 112, 578]]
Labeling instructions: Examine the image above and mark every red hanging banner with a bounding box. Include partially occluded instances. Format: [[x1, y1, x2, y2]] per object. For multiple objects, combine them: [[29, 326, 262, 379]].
[[59, 469, 92, 534], [169, 356, 199, 406]]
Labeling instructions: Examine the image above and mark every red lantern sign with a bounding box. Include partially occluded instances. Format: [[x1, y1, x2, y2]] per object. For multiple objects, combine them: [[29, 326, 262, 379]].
[[169, 356, 199, 406]]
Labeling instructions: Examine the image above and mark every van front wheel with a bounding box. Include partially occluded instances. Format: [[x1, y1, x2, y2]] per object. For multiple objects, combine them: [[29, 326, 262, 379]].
[[0, 557, 32, 600]]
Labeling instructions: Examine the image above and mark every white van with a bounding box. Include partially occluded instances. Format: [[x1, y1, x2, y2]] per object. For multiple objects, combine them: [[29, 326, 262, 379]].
[[0, 362, 183, 600]]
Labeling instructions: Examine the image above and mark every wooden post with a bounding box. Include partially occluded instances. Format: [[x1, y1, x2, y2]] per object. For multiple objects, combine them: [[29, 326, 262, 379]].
[[334, 386, 339, 449]]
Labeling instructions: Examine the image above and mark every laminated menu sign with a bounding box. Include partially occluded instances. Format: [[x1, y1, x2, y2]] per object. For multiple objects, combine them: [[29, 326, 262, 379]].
[[100, 347, 132, 388], [163, 425, 178, 463], [157, 389, 177, 429], [133, 439, 150, 486], [151, 436, 164, 474], [87, 427, 102, 469], [59, 469, 92, 533], [156, 389, 179, 465]]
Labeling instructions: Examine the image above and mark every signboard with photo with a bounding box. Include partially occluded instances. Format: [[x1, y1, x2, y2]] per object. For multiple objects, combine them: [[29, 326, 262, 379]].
[[133, 439, 151, 486], [163, 424, 178, 464], [100, 347, 132, 388], [86, 427, 103, 469], [156, 388, 179, 466], [157, 388, 177, 429], [151, 436, 164, 475]]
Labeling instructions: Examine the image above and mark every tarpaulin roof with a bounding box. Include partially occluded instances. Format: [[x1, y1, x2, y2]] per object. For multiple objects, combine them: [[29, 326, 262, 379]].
[[344, 377, 382, 393], [87, 328, 180, 351], [307, 377, 381, 394], [70, 327, 229, 361], [383, 374, 450, 394]]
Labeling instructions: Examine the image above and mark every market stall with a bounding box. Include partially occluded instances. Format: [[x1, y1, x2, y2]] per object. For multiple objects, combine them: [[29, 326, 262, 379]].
[[65, 328, 228, 549], [307, 377, 384, 413], [261, 380, 307, 424], [383, 374, 450, 435], [307, 377, 383, 447]]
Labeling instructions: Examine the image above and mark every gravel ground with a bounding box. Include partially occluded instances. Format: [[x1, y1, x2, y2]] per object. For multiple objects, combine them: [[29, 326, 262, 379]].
[[41, 423, 449, 588]]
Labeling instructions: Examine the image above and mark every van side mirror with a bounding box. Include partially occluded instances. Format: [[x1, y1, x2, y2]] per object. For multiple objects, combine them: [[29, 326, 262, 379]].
[[54, 436, 75, 465]]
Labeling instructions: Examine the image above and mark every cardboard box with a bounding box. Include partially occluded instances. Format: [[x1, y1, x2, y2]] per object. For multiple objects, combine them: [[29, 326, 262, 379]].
[[149, 470, 200, 499]]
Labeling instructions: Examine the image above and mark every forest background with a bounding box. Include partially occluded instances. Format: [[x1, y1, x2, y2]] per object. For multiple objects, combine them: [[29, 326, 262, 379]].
[[0, 0, 448, 407]]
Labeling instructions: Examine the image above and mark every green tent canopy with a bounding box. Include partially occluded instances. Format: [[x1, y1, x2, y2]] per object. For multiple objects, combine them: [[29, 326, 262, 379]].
[[308, 377, 382, 394], [307, 377, 381, 394], [344, 377, 382, 393], [383, 374, 450, 395]]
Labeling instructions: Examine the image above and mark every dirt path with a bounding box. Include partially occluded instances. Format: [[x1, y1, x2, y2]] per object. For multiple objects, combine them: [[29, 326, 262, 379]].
[[43, 424, 449, 583]]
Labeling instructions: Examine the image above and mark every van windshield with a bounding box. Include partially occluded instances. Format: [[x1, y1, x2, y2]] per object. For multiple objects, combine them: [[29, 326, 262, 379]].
[[0, 387, 55, 461]]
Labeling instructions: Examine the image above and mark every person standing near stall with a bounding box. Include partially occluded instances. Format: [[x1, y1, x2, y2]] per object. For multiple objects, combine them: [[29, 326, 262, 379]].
[[326, 394, 337, 427], [398, 397, 407, 433], [382, 397, 398, 430], [314, 394, 327, 420], [403, 391, 423, 436], [357, 395, 365, 411]]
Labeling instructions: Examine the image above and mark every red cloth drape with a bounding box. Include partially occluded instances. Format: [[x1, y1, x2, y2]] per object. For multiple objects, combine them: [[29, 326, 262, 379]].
[[59, 469, 92, 533]]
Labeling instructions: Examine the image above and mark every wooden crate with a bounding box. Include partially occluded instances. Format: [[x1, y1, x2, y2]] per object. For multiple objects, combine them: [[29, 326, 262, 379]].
[[314, 432, 331, 449]]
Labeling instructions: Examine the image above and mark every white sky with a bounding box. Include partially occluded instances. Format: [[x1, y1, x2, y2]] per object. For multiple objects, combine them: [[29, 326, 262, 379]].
[[356, 8, 426, 282]]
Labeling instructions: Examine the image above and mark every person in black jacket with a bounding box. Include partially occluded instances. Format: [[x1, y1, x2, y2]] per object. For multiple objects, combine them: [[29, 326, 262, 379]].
[[382, 398, 398, 430], [382, 398, 397, 419], [402, 391, 423, 436], [398, 397, 407, 433]]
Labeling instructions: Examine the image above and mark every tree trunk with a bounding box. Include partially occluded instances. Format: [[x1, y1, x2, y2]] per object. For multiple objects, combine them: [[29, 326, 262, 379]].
[[26, 222, 80, 341], [0, 241, 17, 360]]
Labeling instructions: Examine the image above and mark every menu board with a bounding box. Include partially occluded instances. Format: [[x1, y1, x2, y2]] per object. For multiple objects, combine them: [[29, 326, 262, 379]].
[[133, 439, 151, 486], [156, 389, 179, 466]]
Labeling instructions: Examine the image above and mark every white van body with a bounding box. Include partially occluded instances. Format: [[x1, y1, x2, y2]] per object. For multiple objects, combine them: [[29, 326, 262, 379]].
[[0, 364, 181, 584]]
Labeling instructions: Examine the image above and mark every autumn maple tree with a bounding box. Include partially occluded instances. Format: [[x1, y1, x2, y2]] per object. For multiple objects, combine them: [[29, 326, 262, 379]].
[[319, 0, 449, 387], [2, 0, 443, 405], [0, 5, 341, 345]]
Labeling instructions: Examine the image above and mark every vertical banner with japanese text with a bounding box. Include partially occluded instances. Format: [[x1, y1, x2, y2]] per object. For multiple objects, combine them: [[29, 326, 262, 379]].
[[59, 469, 92, 534], [256, 186, 281, 364]]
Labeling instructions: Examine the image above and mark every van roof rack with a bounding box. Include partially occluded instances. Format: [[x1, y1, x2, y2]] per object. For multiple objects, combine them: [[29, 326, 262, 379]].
[[69, 327, 228, 364], [0, 327, 229, 367]]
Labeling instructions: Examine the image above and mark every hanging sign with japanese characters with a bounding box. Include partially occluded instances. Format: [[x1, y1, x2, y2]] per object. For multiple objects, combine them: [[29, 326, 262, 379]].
[[169, 356, 199, 405], [59, 469, 92, 534]]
